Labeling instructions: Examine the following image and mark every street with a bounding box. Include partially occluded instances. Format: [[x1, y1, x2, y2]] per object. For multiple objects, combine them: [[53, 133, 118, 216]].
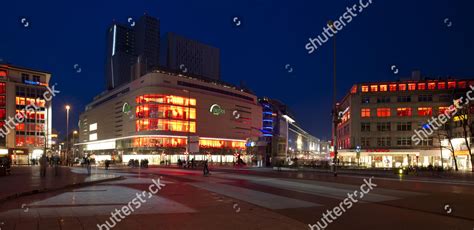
[[0, 166, 473, 230]]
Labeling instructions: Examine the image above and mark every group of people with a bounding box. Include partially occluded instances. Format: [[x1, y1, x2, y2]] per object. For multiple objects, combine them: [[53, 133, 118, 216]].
[[39, 154, 61, 177], [127, 159, 148, 168], [177, 158, 210, 176]]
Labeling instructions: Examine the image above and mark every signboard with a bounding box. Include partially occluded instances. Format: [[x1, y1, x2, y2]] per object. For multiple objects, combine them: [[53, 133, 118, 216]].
[[210, 104, 225, 116], [188, 136, 200, 153]]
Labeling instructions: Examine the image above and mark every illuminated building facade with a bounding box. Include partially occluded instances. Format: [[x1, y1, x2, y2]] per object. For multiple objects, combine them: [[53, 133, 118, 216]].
[[0, 64, 53, 165], [336, 71, 473, 170], [258, 98, 325, 166], [77, 70, 261, 164]]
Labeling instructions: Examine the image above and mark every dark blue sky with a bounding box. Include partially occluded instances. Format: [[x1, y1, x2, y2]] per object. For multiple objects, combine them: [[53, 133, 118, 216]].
[[1, 0, 473, 140]]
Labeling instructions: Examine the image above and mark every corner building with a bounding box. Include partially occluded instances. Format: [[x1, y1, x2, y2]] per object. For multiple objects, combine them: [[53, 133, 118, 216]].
[[336, 74, 474, 170], [77, 70, 262, 164]]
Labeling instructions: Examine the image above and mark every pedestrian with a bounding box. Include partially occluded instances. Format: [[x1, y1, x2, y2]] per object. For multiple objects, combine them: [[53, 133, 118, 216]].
[[203, 160, 210, 176], [105, 160, 110, 170], [39, 154, 47, 177], [191, 158, 195, 169], [53, 155, 60, 176], [86, 157, 92, 175]]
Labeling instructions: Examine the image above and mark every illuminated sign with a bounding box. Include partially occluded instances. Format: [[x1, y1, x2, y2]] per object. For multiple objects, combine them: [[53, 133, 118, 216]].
[[210, 104, 225, 116], [366, 149, 390, 152], [453, 115, 467, 122], [23, 80, 47, 86], [122, 102, 132, 114]]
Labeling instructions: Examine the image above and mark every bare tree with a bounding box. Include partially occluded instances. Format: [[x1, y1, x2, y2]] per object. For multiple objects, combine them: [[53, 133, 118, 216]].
[[436, 122, 458, 171], [456, 104, 474, 172]]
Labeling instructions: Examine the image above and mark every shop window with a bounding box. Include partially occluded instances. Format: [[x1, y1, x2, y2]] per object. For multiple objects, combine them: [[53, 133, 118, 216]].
[[377, 108, 391, 117], [361, 108, 371, 118], [397, 108, 412, 116], [418, 107, 432, 116]]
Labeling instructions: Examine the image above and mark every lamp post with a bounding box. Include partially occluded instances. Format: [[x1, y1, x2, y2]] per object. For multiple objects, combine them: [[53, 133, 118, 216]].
[[65, 105, 70, 165], [328, 20, 338, 177]]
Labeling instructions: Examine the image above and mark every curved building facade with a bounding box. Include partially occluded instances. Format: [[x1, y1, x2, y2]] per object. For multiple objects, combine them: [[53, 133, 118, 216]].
[[77, 70, 262, 164]]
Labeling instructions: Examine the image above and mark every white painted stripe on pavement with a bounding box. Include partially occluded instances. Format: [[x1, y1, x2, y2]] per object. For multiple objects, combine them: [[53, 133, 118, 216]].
[[189, 182, 321, 209]]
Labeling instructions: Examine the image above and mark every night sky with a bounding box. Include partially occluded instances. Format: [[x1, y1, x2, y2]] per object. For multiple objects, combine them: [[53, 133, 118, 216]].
[[1, 0, 473, 140]]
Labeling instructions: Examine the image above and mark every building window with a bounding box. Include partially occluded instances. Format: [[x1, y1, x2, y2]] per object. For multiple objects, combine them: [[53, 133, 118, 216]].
[[448, 81, 456, 89], [397, 122, 412, 131], [21, 73, 29, 82], [379, 85, 388, 92], [376, 108, 391, 117], [361, 122, 370, 132], [439, 94, 451, 102], [427, 82, 436, 90], [397, 137, 412, 146], [350, 85, 357, 94], [377, 137, 391, 147], [0, 96, 5, 107], [418, 83, 426, 90], [361, 96, 370, 104], [376, 122, 391, 131], [377, 96, 390, 103], [361, 85, 369, 92], [439, 106, 449, 114], [420, 138, 433, 146], [397, 108, 412, 116], [418, 107, 432, 116], [89, 123, 97, 131], [370, 85, 378, 92], [89, 133, 98, 141], [389, 84, 397, 91], [361, 137, 370, 147], [361, 108, 371, 118], [398, 84, 406, 91], [458, 81, 466, 88], [0, 83, 5, 94], [33, 75, 40, 82], [408, 83, 416, 91], [418, 95, 433, 102], [438, 82, 446, 89], [397, 95, 411, 102]]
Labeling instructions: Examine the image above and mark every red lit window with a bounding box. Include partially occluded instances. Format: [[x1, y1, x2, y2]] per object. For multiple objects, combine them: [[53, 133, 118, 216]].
[[0, 96, 5, 107], [377, 108, 391, 117], [379, 85, 388, 92], [397, 108, 412, 116], [350, 85, 357, 94], [361, 86, 369, 92], [408, 83, 416, 91], [398, 84, 406, 91], [389, 84, 397, 91], [370, 85, 378, 92], [0, 71, 6, 78], [458, 81, 466, 89], [361, 108, 370, 118], [0, 83, 5, 94], [439, 106, 449, 114], [417, 83, 426, 90], [418, 107, 432, 116], [438, 82, 446, 89], [0, 109, 5, 120], [427, 82, 436, 90], [448, 81, 456, 89], [16, 136, 25, 147]]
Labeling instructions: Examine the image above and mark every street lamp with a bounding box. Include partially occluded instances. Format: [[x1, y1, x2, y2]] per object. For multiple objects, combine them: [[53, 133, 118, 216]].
[[328, 20, 338, 177], [65, 105, 71, 165]]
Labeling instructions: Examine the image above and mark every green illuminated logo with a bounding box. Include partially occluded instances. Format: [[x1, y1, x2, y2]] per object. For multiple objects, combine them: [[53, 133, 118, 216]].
[[210, 104, 225, 116], [122, 102, 132, 114]]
